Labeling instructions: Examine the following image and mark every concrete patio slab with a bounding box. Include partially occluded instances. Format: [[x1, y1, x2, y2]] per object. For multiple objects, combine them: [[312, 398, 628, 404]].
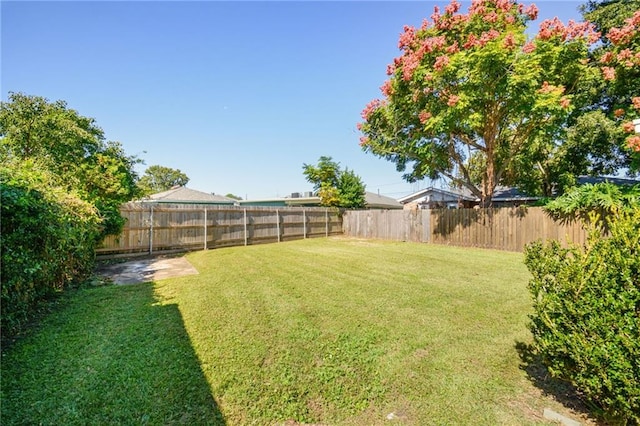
[[96, 256, 199, 285]]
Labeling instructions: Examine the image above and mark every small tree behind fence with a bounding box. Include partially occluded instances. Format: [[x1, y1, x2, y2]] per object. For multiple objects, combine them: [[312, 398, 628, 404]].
[[97, 203, 342, 258]]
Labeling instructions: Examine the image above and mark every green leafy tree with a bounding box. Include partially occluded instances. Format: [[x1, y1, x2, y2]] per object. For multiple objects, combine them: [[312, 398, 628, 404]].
[[302, 156, 366, 208], [225, 193, 243, 200], [358, 0, 602, 205], [137, 165, 190, 196], [0, 92, 140, 236]]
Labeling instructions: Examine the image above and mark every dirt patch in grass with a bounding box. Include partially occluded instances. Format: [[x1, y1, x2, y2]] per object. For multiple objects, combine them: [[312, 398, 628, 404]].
[[95, 255, 198, 284]]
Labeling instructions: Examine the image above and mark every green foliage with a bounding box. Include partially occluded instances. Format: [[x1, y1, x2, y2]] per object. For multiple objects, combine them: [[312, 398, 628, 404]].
[[225, 193, 243, 200], [302, 156, 366, 208], [524, 210, 640, 424], [544, 182, 640, 225], [1, 159, 100, 339], [137, 164, 190, 196], [0, 92, 141, 238], [0, 92, 140, 339]]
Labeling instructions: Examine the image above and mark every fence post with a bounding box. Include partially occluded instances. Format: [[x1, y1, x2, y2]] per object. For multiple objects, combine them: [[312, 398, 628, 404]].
[[244, 208, 248, 246], [149, 204, 154, 255], [276, 209, 281, 242], [204, 208, 208, 250], [303, 209, 307, 239], [325, 208, 329, 237]]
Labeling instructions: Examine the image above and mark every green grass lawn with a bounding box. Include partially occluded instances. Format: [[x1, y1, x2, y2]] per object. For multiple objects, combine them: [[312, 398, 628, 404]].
[[1, 238, 592, 425]]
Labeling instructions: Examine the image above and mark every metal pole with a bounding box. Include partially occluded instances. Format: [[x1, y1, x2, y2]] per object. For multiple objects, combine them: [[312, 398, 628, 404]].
[[276, 209, 281, 242], [244, 208, 248, 246], [204, 208, 208, 250], [149, 204, 154, 255]]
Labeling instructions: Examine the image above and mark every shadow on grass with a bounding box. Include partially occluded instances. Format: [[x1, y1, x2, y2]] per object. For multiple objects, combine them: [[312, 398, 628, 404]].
[[0, 282, 225, 425], [515, 341, 601, 424]]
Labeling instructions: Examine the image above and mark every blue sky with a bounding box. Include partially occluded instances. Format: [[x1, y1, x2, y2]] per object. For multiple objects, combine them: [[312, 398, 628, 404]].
[[2, 1, 585, 200]]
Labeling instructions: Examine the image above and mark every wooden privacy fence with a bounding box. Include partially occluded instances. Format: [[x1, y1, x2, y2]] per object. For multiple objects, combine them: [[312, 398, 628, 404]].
[[97, 203, 342, 258], [343, 207, 589, 252]]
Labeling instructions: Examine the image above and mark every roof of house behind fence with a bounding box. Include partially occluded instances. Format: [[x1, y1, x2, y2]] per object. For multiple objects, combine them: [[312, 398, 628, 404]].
[[145, 186, 237, 204]]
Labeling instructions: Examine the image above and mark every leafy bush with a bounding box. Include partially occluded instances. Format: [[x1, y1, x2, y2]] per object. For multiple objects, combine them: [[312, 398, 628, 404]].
[[544, 182, 640, 225], [524, 209, 640, 424], [1, 160, 100, 339]]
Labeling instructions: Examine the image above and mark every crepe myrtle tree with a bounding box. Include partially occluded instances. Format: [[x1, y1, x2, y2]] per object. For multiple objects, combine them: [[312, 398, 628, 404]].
[[358, 0, 602, 206]]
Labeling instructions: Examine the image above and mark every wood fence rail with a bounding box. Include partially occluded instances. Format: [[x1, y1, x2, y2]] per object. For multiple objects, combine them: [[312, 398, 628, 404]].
[[342, 207, 588, 252], [96, 203, 342, 258]]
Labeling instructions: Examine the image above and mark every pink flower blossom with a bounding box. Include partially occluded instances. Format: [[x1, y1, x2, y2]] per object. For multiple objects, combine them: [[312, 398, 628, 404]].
[[607, 25, 635, 45], [356, 122, 363, 131], [402, 53, 420, 81], [470, 3, 486, 17], [600, 51, 614, 64], [399, 25, 416, 49], [560, 97, 571, 109], [419, 111, 432, 123], [447, 94, 460, 106], [632, 97, 640, 110], [434, 55, 450, 71], [380, 80, 393, 97], [496, 0, 512, 12], [480, 29, 500, 45], [485, 11, 499, 23], [505, 14, 516, 24], [431, 6, 441, 25], [538, 18, 566, 41], [445, 0, 461, 15], [617, 48, 633, 62], [359, 136, 370, 147], [538, 81, 564, 94], [361, 99, 383, 120], [564, 20, 600, 43], [623, 121, 636, 133], [503, 33, 516, 50], [446, 41, 460, 54], [387, 63, 397, 76], [524, 4, 538, 20], [614, 108, 626, 118], [627, 135, 640, 152], [522, 41, 536, 53], [464, 34, 478, 49], [602, 66, 616, 81]]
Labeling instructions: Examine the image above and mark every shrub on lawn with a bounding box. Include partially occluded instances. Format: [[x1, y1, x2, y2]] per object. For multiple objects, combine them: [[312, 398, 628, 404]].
[[1, 160, 100, 340], [524, 209, 640, 424]]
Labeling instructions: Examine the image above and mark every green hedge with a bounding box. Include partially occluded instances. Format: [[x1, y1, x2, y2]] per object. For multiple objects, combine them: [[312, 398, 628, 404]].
[[1, 161, 100, 339], [524, 210, 640, 424]]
